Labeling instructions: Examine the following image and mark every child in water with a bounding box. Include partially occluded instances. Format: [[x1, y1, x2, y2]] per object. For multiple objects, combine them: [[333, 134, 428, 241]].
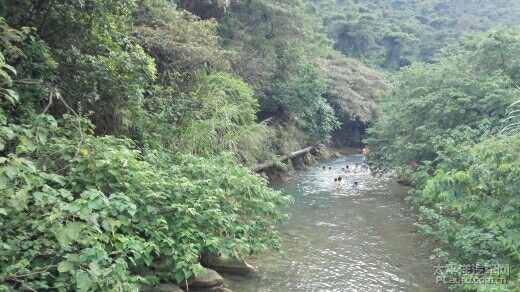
[[351, 181, 359, 189], [333, 178, 338, 189], [320, 166, 327, 172]]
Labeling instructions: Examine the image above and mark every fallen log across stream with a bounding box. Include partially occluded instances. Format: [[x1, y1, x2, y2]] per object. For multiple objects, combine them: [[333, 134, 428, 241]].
[[250, 141, 322, 172]]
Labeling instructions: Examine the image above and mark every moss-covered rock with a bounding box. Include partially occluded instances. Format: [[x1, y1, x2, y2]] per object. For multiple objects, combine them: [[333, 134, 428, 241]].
[[315, 144, 332, 160], [190, 268, 224, 288], [201, 253, 255, 275]]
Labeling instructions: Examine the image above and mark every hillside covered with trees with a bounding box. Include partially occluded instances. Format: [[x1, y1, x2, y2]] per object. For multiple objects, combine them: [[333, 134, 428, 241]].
[[314, 0, 520, 69]]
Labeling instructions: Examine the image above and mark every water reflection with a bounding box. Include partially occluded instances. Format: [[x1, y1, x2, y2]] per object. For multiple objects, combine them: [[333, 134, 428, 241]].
[[225, 155, 446, 291]]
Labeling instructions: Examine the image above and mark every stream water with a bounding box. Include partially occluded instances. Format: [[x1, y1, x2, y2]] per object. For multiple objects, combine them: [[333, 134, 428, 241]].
[[224, 155, 447, 292]]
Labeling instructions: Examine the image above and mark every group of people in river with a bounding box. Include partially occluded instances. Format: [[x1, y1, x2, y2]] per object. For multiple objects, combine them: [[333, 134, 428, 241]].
[[320, 147, 371, 190], [322, 164, 368, 190]]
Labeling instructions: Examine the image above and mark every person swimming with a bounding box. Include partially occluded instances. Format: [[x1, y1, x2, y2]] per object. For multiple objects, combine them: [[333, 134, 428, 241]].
[[321, 166, 327, 172], [351, 181, 359, 189], [344, 165, 351, 173], [333, 177, 338, 189], [337, 176, 342, 189]]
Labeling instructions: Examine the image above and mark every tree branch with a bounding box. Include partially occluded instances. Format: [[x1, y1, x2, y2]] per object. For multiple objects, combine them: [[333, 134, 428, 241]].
[[14, 80, 96, 167]]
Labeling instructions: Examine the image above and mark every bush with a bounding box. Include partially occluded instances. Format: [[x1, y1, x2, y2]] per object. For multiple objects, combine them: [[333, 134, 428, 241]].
[[413, 136, 519, 290], [0, 113, 292, 290]]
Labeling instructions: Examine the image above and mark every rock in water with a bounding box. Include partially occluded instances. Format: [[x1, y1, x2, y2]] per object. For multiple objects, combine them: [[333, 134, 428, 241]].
[[190, 268, 224, 288], [201, 253, 255, 275]]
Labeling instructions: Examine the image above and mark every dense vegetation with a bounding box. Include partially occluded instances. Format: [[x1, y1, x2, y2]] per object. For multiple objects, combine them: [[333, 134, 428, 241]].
[[0, 0, 386, 290], [313, 0, 520, 69], [366, 27, 520, 290], [1, 0, 519, 291]]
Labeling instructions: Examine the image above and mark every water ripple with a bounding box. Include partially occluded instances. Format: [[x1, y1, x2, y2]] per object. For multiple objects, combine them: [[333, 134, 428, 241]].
[[226, 155, 446, 292]]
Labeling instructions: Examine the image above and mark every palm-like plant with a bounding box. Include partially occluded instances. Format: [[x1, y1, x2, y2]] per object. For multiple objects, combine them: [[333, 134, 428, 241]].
[[500, 99, 520, 136]]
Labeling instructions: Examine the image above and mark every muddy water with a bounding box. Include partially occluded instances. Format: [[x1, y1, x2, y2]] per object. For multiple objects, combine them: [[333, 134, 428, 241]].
[[224, 155, 446, 292]]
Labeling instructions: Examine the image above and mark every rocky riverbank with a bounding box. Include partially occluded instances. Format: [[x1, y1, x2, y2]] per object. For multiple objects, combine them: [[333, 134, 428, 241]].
[[261, 143, 358, 181], [144, 253, 255, 291]]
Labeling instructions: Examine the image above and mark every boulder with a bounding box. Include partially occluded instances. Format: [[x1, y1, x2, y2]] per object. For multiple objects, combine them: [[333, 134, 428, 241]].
[[155, 283, 184, 292], [201, 253, 255, 275], [190, 268, 224, 288], [317, 148, 331, 160], [303, 152, 317, 166]]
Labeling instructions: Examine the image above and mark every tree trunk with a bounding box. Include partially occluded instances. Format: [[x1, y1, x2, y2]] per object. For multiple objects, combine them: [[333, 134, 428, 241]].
[[250, 141, 321, 172]]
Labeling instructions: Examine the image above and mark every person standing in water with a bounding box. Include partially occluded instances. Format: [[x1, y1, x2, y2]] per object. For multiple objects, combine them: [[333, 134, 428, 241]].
[[333, 177, 343, 189], [362, 146, 370, 162]]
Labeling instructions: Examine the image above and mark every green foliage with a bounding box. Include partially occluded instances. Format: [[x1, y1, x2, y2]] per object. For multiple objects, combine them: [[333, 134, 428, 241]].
[[180, 73, 274, 164], [368, 27, 520, 291], [215, 0, 343, 145], [366, 28, 520, 174], [0, 11, 293, 290], [0, 111, 291, 290], [2, 0, 156, 136], [500, 99, 520, 136], [313, 0, 520, 69], [414, 136, 519, 291], [133, 1, 230, 90], [271, 60, 339, 141], [0, 0, 400, 289]]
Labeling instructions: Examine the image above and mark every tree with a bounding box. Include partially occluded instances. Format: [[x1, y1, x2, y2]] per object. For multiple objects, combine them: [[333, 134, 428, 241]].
[[366, 28, 520, 176], [366, 26, 520, 290]]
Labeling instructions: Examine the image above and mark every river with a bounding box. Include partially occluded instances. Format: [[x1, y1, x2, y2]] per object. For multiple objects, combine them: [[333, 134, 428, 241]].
[[225, 155, 446, 291]]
